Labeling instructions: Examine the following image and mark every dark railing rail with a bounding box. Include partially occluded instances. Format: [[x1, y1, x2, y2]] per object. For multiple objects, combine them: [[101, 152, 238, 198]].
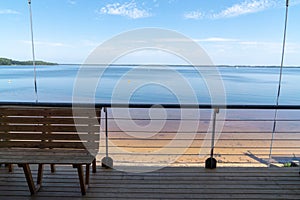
[[1, 101, 300, 109]]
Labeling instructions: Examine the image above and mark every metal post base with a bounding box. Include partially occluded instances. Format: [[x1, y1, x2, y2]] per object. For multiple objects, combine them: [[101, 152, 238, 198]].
[[101, 157, 113, 169], [205, 157, 217, 169]]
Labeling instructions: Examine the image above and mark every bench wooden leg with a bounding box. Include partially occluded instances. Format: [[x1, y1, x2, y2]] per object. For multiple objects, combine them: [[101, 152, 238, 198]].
[[50, 164, 55, 173], [86, 164, 90, 185], [4, 164, 13, 172], [18, 164, 38, 195], [73, 164, 87, 195], [8, 164, 13, 172], [37, 164, 44, 186], [92, 159, 96, 173]]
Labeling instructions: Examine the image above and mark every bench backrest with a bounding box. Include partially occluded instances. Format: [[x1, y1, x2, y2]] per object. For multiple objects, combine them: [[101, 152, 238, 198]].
[[0, 106, 100, 154]]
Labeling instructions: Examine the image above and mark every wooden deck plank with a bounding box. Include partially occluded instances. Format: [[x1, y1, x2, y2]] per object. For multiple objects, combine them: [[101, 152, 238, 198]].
[[0, 165, 299, 199]]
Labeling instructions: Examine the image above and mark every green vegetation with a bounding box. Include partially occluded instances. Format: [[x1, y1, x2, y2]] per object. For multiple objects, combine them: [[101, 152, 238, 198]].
[[283, 161, 299, 167], [0, 57, 57, 65]]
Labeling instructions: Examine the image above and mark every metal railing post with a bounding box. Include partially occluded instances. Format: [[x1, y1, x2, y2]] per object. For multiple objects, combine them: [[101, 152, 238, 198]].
[[101, 107, 113, 168], [205, 107, 219, 169]]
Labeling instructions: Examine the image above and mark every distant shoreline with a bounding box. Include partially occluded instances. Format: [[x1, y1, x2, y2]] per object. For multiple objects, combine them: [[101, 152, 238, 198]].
[[58, 64, 300, 68], [0, 57, 57, 65], [0, 58, 299, 68]]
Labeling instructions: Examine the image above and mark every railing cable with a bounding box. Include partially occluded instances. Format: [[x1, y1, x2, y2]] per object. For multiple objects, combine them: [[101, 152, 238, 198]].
[[28, 0, 38, 103], [268, 0, 289, 167]]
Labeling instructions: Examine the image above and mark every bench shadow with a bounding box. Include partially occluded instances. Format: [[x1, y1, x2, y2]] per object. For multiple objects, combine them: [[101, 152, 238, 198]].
[[244, 151, 279, 167]]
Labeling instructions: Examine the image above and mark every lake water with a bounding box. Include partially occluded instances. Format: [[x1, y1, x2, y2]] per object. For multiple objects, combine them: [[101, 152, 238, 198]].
[[1, 65, 299, 105]]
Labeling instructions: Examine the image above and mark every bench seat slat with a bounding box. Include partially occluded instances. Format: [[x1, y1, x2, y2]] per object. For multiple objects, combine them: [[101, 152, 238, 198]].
[[0, 117, 100, 124], [0, 149, 94, 164], [0, 125, 99, 132], [0, 157, 94, 164], [0, 148, 91, 154], [0, 141, 99, 149]]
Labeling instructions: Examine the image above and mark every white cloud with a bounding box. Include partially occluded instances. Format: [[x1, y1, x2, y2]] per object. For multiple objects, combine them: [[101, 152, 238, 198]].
[[0, 9, 20, 15], [168, 0, 177, 4], [212, 0, 275, 19], [68, 0, 76, 5], [99, 1, 151, 19], [21, 40, 68, 47], [153, 0, 159, 8], [237, 40, 300, 53], [142, 37, 238, 43], [80, 39, 100, 47], [183, 11, 203, 19], [196, 37, 239, 42], [184, 0, 280, 20]]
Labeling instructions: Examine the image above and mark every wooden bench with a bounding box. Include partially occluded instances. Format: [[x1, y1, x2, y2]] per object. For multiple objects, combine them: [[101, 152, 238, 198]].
[[0, 106, 101, 195]]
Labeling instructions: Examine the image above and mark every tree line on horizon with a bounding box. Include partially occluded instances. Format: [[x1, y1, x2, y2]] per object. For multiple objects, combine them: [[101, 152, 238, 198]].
[[0, 57, 57, 65]]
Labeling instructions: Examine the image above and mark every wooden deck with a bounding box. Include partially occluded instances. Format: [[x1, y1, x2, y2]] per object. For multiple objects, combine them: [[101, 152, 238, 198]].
[[0, 164, 299, 199]]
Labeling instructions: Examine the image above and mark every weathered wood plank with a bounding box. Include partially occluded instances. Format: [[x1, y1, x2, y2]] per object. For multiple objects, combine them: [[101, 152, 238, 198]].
[[0, 141, 98, 149], [0, 156, 94, 165], [0, 125, 99, 132], [2, 182, 300, 190], [1, 166, 300, 199], [0, 107, 101, 117], [0, 116, 100, 124], [0, 148, 94, 154]]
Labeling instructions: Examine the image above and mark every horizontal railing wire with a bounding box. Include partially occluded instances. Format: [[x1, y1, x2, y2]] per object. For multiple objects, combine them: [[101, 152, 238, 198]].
[[1, 102, 299, 166]]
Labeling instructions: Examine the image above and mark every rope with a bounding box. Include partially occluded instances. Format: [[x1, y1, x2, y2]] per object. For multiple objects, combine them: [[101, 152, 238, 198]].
[[28, 0, 38, 103], [268, 0, 289, 167]]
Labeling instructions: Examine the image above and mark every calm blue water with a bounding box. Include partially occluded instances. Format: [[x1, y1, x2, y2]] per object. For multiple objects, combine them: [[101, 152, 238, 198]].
[[0, 65, 299, 105]]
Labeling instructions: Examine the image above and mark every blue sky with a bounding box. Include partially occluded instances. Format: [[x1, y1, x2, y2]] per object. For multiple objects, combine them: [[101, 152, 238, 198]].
[[0, 0, 299, 65]]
